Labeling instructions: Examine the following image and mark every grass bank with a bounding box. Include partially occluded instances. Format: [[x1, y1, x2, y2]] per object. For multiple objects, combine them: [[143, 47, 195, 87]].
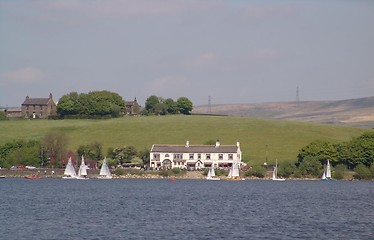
[[0, 115, 367, 165]]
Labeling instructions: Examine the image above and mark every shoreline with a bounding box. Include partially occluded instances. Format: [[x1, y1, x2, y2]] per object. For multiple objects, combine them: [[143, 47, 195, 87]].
[[0, 169, 346, 181]]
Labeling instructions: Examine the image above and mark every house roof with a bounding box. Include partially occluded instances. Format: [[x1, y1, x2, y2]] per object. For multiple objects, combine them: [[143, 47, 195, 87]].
[[22, 94, 55, 106], [151, 144, 239, 153], [22, 98, 51, 106]]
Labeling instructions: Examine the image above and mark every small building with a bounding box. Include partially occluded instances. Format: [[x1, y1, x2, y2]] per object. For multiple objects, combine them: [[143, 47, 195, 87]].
[[21, 93, 57, 119], [125, 97, 141, 115], [1, 107, 22, 118], [150, 140, 243, 170]]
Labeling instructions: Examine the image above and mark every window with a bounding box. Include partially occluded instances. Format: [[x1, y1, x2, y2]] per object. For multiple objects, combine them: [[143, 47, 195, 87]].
[[198, 154, 201, 160], [206, 154, 211, 160], [219, 154, 223, 160], [229, 154, 233, 160], [189, 154, 194, 160], [165, 154, 170, 158]]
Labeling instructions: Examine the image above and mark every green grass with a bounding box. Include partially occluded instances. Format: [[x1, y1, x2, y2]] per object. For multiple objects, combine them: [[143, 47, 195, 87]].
[[0, 115, 368, 165]]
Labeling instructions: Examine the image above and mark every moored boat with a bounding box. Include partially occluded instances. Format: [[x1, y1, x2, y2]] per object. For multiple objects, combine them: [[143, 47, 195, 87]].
[[24, 175, 41, 179], [272, 159, 285, 181], [63, 157, 78, 179], [98, 157, 112, 179], [227, 162, 244, 180], [206, 164, 220, 181]]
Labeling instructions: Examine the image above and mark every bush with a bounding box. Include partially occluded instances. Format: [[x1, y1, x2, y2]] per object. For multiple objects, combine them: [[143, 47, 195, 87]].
[[244, 165, 266, 178], [114, 168, 125, 176], [158, 171, 170, 177], [333, 164, 347, 180], [353, 164, 372, 180], [277, 161, 296, 178]]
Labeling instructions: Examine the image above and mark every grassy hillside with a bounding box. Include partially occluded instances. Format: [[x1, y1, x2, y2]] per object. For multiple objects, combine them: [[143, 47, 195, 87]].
[[193, 96, 374, 128], [0, 116, 368, 165]]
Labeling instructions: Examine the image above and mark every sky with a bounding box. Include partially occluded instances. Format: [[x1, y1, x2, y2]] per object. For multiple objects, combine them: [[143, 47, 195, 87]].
[[1, 0, 374, 107]]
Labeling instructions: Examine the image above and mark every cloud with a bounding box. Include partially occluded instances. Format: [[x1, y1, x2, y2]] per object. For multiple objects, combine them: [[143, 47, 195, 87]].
[[2, 67, 45, 84]]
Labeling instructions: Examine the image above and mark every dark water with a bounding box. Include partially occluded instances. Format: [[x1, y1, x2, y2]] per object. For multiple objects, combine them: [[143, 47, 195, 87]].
[[0, 179, 373, 240]]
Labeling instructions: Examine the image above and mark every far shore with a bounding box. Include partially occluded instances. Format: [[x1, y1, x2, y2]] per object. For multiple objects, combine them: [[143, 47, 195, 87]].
[[0, 168, 357, 181]]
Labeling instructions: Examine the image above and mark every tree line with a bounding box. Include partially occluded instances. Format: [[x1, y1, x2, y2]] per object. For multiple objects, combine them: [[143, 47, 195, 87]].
[[271, 131, 374, 180], [56, 91, 193, 119], [0, 131, 149, 169]]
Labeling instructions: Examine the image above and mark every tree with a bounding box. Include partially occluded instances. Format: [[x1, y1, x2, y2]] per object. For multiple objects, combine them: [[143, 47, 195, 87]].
[[344, 132, 374, 169], [57, 91, 125, 118], [57, 92, 80, 116], [77, 142, 103, 160], [43, 131, 69, 167], [297, 140, 338, 167], [176, 97, 193, 115], [164, 98, 178, 114], [110, 146, 138, 165], [297, 156, 322, 177], [0, 140, 42, 168], [145, 95, 160, 114]]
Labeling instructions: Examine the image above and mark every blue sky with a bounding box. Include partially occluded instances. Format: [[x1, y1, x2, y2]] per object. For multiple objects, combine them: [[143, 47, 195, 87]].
[[1, 0, 373, 107]]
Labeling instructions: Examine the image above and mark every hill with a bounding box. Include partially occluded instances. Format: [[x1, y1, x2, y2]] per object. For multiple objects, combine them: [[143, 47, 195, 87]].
[[192, 96, 374, 128], [0, 116, 368, 166]]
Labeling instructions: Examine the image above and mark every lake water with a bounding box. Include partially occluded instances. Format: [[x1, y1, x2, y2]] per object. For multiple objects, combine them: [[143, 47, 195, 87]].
[[0, 178, 373, 240]]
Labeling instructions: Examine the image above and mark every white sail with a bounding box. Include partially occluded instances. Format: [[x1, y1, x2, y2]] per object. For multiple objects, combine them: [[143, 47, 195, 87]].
[[232, 163, 240, 177], [63, 157, 77, 179], [321, 171, 326, 180], [326, 160, 331, 179], [227, 167, 233, 178], [77, 156, 89, 179], [99, 158, 112, 179], [207, 164, 220, 180], [272, 159, 285, 181], [210, 165, 216, 177]]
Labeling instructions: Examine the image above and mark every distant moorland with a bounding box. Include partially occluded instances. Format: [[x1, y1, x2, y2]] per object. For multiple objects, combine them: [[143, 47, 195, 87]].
[[193, 96, 374, 128], [0, 115, 368, 166]]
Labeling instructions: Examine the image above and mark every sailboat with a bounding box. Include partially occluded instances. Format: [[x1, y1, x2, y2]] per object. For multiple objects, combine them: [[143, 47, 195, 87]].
[[321, 159, 332, 181], [272, 159, 285, 181], [77, 156, 89, 179], [62, 157, 78, 179], [98, 158, 112, 179], [206, 164, 220, 181], [227, 162, 244, 180]]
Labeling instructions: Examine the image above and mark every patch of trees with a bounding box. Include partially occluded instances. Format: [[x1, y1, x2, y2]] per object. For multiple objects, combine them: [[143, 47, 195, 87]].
[[57, 91, 125, 118], [142, 95, 193, 115], [290, 131, 374, 179], [0, 131, 150, 169]]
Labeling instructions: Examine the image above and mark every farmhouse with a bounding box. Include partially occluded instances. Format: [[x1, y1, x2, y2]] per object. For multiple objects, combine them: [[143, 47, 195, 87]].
[[125, 97, 141, 115], [21, 93, 57, 119], [150, 140, 243, 170]]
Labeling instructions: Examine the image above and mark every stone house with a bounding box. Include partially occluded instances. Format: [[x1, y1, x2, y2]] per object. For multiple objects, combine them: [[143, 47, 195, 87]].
[[150, 140, 243, 170], [125, 97, 141, 115], [21, 93, 57, 119]]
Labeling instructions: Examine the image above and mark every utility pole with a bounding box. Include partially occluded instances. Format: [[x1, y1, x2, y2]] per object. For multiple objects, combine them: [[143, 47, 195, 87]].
[[296, 86, 300, 102], [208, 95, 211, 114]]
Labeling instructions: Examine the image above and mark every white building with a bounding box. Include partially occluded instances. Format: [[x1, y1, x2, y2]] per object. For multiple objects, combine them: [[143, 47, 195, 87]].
[[150, 140, 243, 170]]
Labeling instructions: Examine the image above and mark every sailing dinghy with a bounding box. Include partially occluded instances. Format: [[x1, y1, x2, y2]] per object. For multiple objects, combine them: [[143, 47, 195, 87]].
[[98, 158, 112, 179], [272, 159, 285, 181], [63, 157, 78, 179]]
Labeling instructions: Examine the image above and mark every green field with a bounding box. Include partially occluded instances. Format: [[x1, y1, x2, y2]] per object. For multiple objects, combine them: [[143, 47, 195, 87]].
[[0, 115, 368, 165]]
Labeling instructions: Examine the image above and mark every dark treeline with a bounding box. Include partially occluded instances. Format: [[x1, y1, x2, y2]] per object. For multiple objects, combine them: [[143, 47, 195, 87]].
[[56, 91, 193, 119]]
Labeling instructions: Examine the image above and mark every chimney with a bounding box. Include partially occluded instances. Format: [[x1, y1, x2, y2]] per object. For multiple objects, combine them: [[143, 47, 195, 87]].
[[215, 139, 220, 148], [49, 93, 53, 99], [237, 142, 240, 147], [185, 140, 189, 147]]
